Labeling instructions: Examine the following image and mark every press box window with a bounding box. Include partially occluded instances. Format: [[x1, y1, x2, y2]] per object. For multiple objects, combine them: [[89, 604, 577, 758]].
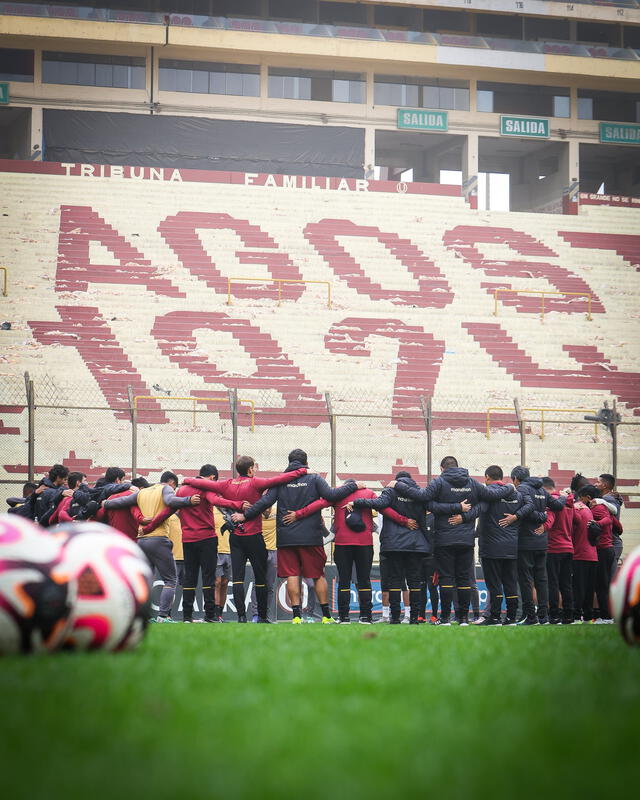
[[578, 89, 640, 123], [268, 68, 365, 103], [477, 82, 570, 117], [374, 75, 469, 111], [42, 52, 145, 89], [159, 60, 260, 96], [0, 48, 34, 82]]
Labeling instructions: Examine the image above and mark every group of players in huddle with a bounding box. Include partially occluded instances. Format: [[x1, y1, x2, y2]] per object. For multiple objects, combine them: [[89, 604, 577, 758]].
[[8, 448, 624, 626]]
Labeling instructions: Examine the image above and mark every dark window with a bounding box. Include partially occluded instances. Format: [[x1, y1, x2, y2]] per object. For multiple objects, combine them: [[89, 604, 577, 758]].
[[578, 89, 640, 123], [268, 68, 365, 103], [42, 52, 145, 88], [476, 13, 522, 39], [477, 82, 569, 117], [374, 75, 469, 111], [159, 59, 260, 96], [423, 9, 471, 33], [374, 5, 421, 30], [576, 21, 618, 46], [319, 2, 368, 26], [0, 48, 34, 82], [624, 25, 640, 49], [211, 0, 262, 17], [524, 17, 570, 42], [268, 0, 316, 22]]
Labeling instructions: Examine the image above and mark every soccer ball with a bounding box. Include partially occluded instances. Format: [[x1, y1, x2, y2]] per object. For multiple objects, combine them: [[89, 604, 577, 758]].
[[609, 545, 640, 646], [52, 521, 153, 651], [0, 514, 74, 654]]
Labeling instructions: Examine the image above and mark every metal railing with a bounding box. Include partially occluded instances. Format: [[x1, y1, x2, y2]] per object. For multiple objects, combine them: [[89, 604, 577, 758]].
[[133, 394, 255, 431], [486, 406, 600, 439], [0, 266, 7, 296], [492, 288, 593, 321], [227, 277, 332, 308]]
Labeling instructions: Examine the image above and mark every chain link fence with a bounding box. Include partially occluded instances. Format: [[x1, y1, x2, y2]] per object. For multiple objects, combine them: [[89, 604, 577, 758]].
[[1, 374, 638, 549]]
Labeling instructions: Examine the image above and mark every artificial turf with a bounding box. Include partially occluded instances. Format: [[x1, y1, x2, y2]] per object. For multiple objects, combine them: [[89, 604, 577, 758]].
[[2, 624, 638, 800]]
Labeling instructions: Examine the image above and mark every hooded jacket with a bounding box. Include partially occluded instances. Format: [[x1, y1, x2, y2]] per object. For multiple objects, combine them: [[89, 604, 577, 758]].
[[395, 468, 514, 548], [544, 493, 575, 555], [242, 461, 357, 547], [353, 478, 433, 554], [477, 481, 526, 560], [516, 477, 565, 551]]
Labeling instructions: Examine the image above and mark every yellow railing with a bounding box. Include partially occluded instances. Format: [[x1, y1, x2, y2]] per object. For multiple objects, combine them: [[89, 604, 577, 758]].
[[486, 407, 599, 440], [134, 395, 255, 431], [227, 277, 332, 308], [0, 266, 7, 296], [492, 288, 592, 321]]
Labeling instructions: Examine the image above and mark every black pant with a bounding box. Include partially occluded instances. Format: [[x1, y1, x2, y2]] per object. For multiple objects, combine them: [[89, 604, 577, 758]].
[[230, 532, 268, 619], [334, 544, 374, 620], [182, 538, 218, 621], [435, 545, 474, 622], [420, 554, 439, 617], [384, 551, 423, 622], [547, 552, 573, 622], [595, 547, 614, 620], [482, 557, 519, 619], [572, 560, 597, 621], [517, 549, 548, 619]]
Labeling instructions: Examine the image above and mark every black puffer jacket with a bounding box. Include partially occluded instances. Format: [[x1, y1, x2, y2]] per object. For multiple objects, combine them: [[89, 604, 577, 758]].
[[243, 461, 357, 547], [517, 477, 565, 551], [395, 468, 514, 547], [477, 482, 528, 560], [353, 479, 433, 554]]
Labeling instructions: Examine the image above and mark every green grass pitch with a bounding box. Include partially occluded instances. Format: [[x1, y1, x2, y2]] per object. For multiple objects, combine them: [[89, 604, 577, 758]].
[[3, 624, 638, 800]]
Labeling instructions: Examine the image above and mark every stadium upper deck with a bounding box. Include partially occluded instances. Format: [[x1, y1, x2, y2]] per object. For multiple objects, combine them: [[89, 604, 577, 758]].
[[0, 0, 639, 211]]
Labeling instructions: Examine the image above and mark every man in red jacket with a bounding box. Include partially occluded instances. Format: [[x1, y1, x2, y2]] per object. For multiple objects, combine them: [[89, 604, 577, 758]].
[[176, 464, 246, 623], [571, 493, 597, 623], [48, 472, 86, 525], [184, 456, 307, 623], [542, 478, 575, 625], [284, 487, 416, 624], [577, 485, 616, 623]]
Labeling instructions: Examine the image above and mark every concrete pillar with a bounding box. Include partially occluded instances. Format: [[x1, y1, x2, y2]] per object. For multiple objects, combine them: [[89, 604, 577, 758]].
[[30, 106, 43, 159], [562, 138, 580, 214], [364, 126, 375, 177], [462, 132, 479, 208]]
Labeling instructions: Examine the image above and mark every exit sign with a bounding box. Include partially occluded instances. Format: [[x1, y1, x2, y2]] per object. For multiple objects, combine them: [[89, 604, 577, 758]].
[[500, 115, 549, 139], [397, 108, 448, 132], [0, 83, 9, 104]]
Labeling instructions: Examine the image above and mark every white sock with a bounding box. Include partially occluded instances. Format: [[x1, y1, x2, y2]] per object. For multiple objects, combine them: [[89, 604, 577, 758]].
[[404, 608, 410, 619], [382, 606, 390, 619]]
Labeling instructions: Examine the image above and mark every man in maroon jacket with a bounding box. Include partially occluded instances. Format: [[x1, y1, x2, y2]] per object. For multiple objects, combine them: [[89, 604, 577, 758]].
[[184, 456, 307, 623], [577, 485, 616, 623], [571, 494, 597, 623], [542, 477, 575, 625]]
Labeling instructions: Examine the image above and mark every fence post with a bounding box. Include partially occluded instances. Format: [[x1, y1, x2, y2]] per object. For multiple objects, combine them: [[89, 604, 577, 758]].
[[325, 392, 336, 488], [419, 395, 432, 481], [611, 398, 618, 476], [229, 388, 238, 476], [514, 397, 526, 467], [24, 371, 34, 483], [127, 385, 137, 479]]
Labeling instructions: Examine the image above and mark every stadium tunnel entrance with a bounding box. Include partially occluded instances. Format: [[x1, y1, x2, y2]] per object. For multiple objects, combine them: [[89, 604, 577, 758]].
[[0, 107, 31, 160], [579, 143, 640, 197], [374, 129, 463, 184], [479, 136, 570, 214]]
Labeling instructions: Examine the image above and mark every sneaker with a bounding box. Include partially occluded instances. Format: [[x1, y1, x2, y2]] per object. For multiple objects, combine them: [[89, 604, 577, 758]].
[[156, 616, 178, 623], [401, 617, 410, 624], [256, 618, 272, 624], [303, 616, 316, 624], [538, 616, 550, 625], [417, 616, 426, 624], [561, 619, 576, 625], [359, 617, 372, 625], [502, 618, 517, 626], [429, 615, 438, 625], [237, 614, 247, 623], [457, 615, 469, 627], [321, 616, 337, 624], [251, 615, 259, 623], [292, 616, 303, 624], [389, 618, 401, 625], [548, 617, 561, 625], [595, 618, 614, 625], [437, 619, 451, 627], [183, 619, 193, 624], [472, 614, 481, 622], [203, 617, 218, 623], [376, 616, 390, 624], [336, 618, 350, 625], [477, 616, 501, 626], [517, 615, 538, 626]]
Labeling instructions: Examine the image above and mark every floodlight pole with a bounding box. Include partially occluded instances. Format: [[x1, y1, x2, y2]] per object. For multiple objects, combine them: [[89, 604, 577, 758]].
[[325, 392, 336, 488], [419, 395, 432, 481], [24, 371, 35, 483], [611, 398, 618, 477], [127, 385, 137, 479], [514, 397, 526, 467], [229, 388, 238, 476]]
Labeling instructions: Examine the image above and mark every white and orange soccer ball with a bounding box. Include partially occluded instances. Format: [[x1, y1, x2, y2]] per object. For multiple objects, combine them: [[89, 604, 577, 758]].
[[52, 521, 153, 651], [0, 514, 74, 654], [610, 545, 640, 647]]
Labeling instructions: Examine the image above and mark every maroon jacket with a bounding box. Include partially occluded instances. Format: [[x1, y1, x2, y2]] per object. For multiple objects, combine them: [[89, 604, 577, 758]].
[[544, 493, 574, 555], [591, 501, 613, 550], [571, 503, 597, 562], [176, 484, 244, 543]]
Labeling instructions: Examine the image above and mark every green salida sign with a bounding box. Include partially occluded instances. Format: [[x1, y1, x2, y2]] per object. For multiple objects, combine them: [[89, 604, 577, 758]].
[[500, 115, 549, 139], [397, 108, 448, 132], [600, 123, 640, 144]]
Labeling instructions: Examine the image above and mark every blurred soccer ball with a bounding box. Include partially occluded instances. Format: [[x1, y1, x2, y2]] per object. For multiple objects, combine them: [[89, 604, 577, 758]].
[[0, 514, 73, 654], [610, 545, 640, 647], [52, 521, 152, 651]]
